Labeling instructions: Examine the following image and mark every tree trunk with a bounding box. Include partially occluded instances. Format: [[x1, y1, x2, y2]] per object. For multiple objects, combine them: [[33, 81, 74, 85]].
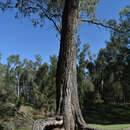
[[17, 77, 20, 100], [56, 0, 88, 129]]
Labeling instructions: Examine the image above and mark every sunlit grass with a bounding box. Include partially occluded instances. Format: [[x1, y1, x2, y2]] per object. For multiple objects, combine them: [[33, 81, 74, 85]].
[[88, 124, 130, 130]]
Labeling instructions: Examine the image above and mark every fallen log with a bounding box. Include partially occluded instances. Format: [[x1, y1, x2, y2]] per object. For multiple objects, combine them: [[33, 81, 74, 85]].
[[32, 116, 64, 130]]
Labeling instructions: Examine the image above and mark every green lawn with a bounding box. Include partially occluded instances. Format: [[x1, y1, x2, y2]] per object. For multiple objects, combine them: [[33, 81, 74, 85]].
[[88, 124, 130, 130]]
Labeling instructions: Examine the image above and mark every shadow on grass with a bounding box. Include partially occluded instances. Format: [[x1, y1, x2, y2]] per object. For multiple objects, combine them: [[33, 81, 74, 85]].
[[85, 104, 130, 125]]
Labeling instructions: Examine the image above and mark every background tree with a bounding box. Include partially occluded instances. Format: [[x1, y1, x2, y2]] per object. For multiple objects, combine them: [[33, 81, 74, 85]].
[[88, 6, 130, 104]]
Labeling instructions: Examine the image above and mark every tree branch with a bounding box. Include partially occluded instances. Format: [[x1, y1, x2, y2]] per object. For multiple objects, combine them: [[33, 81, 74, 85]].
[[81, 19, 117, 31], [28, 0, 62, 34], [39, 6, 61, 34], [1, 2, 61, 34]]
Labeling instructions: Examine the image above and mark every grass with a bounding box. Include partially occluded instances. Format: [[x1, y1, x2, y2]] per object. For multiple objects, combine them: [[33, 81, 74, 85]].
[[88, 124, 130, 130], [85, 104, 130, 130], [85, 104, 130, 124]]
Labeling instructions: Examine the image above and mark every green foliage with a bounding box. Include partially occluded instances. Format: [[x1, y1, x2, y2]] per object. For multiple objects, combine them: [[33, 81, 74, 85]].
[[94, 92, 104, 104], [86, 80, 95, 92], [84, 7, 130, 105], [0, 0, 100, 29]]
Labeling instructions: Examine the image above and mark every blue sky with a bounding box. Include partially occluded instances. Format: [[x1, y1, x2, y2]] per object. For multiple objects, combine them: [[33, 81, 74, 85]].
[[0, 0, 129, 64]]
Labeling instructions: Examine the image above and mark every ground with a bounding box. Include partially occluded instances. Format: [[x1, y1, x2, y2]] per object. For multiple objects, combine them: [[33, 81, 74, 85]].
[[0, 104, 130, 130]]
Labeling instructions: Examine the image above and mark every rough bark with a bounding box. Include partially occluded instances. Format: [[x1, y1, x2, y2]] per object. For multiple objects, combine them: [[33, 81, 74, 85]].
[[56, 0, 88, 129]]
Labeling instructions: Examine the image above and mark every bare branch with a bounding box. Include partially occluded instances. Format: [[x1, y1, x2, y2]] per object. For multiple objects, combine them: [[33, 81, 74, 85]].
[[81, 19, 118, 31]]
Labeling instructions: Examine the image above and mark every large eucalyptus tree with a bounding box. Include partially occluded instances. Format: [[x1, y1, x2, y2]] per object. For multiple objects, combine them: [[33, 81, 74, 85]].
[[0, 0, 100, 129]]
